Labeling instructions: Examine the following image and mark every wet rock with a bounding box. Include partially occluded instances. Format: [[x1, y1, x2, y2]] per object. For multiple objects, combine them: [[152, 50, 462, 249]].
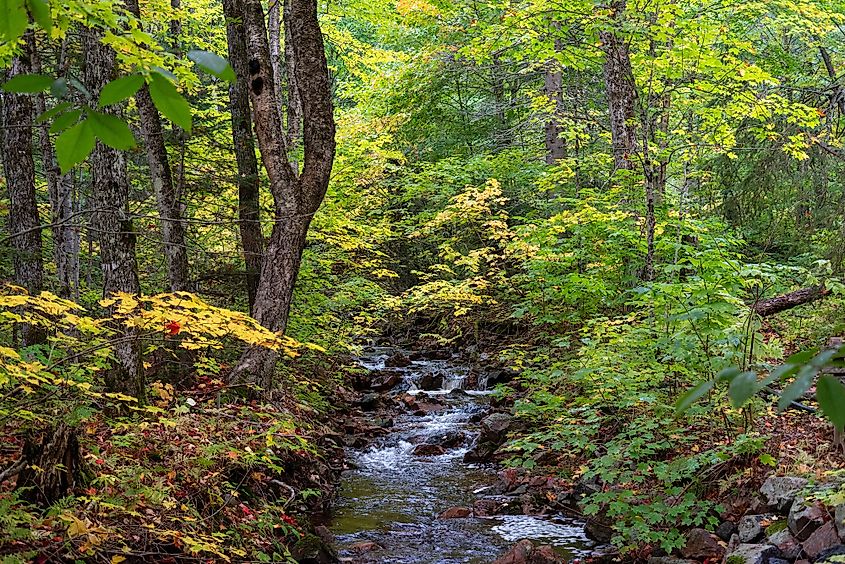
[[681, 528, 725, 561], [835, 504, 845, 541], [370, 370, 402, 391], [439, 506, 472, 519], [789, 499, 826, 541], [803, 521, 839, 560], [373, 417, 393, 428], [417, 372, 444, 391], [349, 541, 382, 553], [448, 388, 469, 397], [724, 543, 783, 564], [760, 476, 808, 513], [492, 540, 564, 564], [473, 498, 501, 516], [480, 412, 515, 444], [420, 349, 451, 360], [647, 558, 697, 564], [426, 430, 465, 449], [290, 532, 338, 564], [412, 444, 445, 456], [717, 520, 738, 541], [358, 393, 382, 411], [585, 517, 614, 544], [464, 442, 497, 463], [739, 514, 775, 543], [481, 367, 519, 388], [816, 545, 845, 562], [384, 352, 411, 368], [767, 527, 802, 560]]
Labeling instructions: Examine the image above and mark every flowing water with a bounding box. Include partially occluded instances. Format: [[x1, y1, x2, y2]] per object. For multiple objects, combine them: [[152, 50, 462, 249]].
[[329, 348, 594, 563]]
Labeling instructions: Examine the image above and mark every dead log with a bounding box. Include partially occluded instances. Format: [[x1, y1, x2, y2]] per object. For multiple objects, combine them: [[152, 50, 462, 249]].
[[752, 285, 830, 317], [16, 423, 86, 505]]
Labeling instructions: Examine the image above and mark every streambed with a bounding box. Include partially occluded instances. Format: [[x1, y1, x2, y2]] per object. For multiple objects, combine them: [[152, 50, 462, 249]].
[[329, 349, 594, 563]]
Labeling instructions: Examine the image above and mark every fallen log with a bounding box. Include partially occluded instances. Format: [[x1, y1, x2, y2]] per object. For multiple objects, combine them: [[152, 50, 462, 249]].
[[752, 285, 829, 317]]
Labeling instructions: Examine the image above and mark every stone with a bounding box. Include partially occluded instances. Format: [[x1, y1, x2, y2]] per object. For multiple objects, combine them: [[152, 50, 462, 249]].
[[739, 514, 775, 543], [384, 352, 411, 368], [724, 543, 783, 564], [767, 527, 802, 560], [439, 506, 472, 519], [789, 499, 827, 541], [473, 498, 501, 516], [492, 540, 564, 564], [417, 372, 444, 390], [426, 430, 465, 449], [760, 476, 808, 513], [373, 417, 393, 428], [370, 370, 402, 391], [717, 521, 738, 541], [349, 541, 382, 553], [816, 545, 845, 562], [480, 412, 515, 444], [836, 504, 845, 541], [585, 518, 614, 544], [647, 559, 697, 564], [412, 444, 445, 456], [290, 532, 338, 564], [802, 521, 840, 560], [768, 559, 790, 564], [681, 528, 726, 561], [358, 393, 382, 411]]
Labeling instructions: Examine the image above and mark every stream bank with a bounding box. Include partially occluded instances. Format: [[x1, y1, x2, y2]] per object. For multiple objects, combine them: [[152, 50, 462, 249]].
[[325, 347, 596, 563]]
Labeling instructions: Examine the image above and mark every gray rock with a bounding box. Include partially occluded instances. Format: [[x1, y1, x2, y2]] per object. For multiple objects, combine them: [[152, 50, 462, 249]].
[[760, 476, 808, 513], [836, 504, 845, 541], [680, 528, 725, 561], [647, 559, 696, 564], [788, 499, 826, 541], [803, 521, 840, 560], [724, 543, 783, 564], [739, 514, 775, 543], [717, 520, 738, 541], [384, 352, 411, 367], [358, 392, 382, 411], [768, 559, 790, 564], [816, 544, 845, 563], [767, 528, 801, 560], [480, 412, 515, 444]]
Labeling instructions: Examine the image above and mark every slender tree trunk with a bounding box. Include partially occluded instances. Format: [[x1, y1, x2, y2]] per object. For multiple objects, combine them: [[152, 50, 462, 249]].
[[283, 0, 302, 154], [224, 0, 264, 312], [543, 58, 565, 164], [1, 33, 45, 346], [226, 0, 335, 388], [601, 0, 638, 172], [83, 31, 143, 400]]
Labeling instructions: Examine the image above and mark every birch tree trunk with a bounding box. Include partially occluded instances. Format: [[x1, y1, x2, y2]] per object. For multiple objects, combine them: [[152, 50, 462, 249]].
[[226, 0, 335, 388], [223, 0, 264, 313], [601, 0, 638, 172], [83, 31, 144, 400], [1, 33, 45, 347]]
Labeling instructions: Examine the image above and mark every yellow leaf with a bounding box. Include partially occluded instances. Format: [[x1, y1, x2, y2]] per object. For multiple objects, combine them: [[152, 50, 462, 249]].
[[111, 556, 127, 564]]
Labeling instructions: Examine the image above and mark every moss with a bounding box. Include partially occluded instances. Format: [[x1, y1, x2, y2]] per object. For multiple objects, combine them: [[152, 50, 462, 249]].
[[726, 556, 745, 564], [765, 519, 788, 535]]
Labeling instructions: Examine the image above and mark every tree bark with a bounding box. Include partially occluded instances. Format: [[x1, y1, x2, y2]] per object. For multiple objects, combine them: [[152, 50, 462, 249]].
[[223, 0, 264, 313], [16, 423, 85, 505], [83, 31, 144, 400], [1, 33, 45, 347], [601, 0, 638, 172], [283, 0, 303, 154], [226, 0, 335, 388], [125, 0, 190, 293], [752, 286, 830, 317]]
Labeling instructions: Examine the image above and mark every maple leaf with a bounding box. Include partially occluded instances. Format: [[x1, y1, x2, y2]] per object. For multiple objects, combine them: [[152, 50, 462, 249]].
[[165, 320, 181, 335]]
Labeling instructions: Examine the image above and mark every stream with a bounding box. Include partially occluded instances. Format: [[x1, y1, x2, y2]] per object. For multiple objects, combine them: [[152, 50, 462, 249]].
[[328, 348, 594, 563]]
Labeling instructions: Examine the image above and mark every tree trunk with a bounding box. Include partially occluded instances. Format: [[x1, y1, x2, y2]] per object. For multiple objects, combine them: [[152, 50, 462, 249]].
[[752, 285, 830, 317], [283, 0, 303, 154], [601, 0, 638, 172], [1, 33, 45, 347], [125, 0, 190, 293], [16, 423, 85, 506], [223, 0, 264, 313], [83, 31, 144, 400], [226, 0, 335, 387]]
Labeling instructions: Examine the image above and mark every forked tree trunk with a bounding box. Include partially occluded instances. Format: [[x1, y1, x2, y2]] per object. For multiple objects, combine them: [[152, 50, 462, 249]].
[[283, 0, 303, 153], [226, 0, 335, 388], [1, 33, 45, 347], [223, 0, 264, 312], [84, 31, 144, 400]]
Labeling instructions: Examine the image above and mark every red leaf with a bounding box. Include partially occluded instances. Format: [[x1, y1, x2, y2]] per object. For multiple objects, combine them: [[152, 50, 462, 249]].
[[165, 320, 181, 335]]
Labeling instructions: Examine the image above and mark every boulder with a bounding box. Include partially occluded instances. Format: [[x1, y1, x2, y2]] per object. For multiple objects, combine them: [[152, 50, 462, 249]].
[[647, 559, 697, 564], [681, 528, 725, 561], [290, 532, 338, 564], [802, 521, 840, 560], [373, 417, 394, 428], [384, 352, 411, 368], [724, 543, 783, 564], [426, 430, 466, 449], [481, 367, 519, 388], [358, 393, 382, 411], [412, 444, 445, 456], [473, 498, 501, 516], [816, 545, 845, 562], [760, 476, 808, 513], [417, 372, 444, 391], [767, 527, 802, 560], [349, 541, 382, 553], [836, 504, 845, 541], [480, 412, 516, 444], [739, 514, 775, 543], [789, 499, 827, 541], [492, 540, 564, 564], [717, 521, 738, 541], [585, 518, 614, 544], [370, 370, 402, 391], [439, 506, 472, 519]]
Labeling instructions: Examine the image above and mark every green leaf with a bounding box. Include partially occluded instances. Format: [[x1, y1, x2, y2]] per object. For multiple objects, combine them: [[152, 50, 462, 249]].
[[716, 367, 742, 383], [187, 50, 236, 82], [784, 348, 818, 365], [759, 453, 777, 467], [147, 72, 191, 133], [98, 75, 144, 107], [676, 380, 714, 414], [87, 111, 135, 150], [27, 0, 51, 35], [728, 371, 758, 409], [0, 0, 27, 42], [48, 109, 81, 134], [777, 365, 817, 411], [55, 120, 95, 173], [50, 77, 67, 98], [2, 73, 54, 93], [817, 375, 845, 434], [36, 101, 71, 123]]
